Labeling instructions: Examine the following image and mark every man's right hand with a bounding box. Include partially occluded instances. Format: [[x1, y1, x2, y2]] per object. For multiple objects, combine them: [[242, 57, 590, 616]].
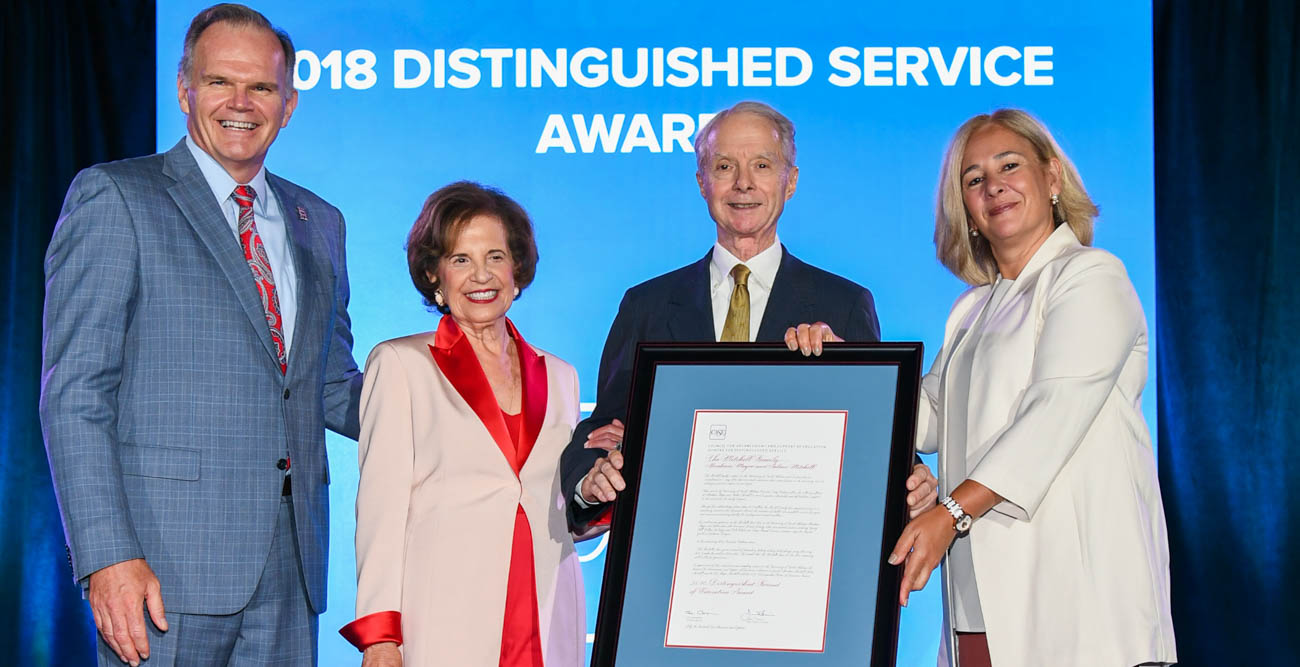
[[580, 450, 625, 503], [88, 558, 167, 666]]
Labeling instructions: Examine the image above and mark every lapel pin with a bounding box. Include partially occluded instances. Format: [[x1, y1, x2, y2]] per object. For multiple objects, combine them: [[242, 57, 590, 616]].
[[296, 206, 309, 221]]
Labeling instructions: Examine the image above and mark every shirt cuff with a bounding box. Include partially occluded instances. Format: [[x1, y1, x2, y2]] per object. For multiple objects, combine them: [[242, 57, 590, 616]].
[[572, 478, 596, 509], [340, 610, 402, 651]]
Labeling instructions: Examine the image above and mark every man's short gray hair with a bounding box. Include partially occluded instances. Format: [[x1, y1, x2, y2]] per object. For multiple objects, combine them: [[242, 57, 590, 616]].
[[178, 3, 296, 93], [693, 101, 797, 173]]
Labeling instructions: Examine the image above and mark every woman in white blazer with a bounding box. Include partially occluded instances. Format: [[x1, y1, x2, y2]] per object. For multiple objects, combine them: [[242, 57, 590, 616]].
[[340, 182, 585, 666], [888, 110, 1176, 667]]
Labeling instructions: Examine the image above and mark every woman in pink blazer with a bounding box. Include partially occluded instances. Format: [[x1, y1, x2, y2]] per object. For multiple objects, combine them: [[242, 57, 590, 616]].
[[341, 182, 585, 666]]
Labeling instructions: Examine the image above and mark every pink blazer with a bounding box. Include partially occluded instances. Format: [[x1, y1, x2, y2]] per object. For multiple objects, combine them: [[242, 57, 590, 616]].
[[341, 318, 585, 665]]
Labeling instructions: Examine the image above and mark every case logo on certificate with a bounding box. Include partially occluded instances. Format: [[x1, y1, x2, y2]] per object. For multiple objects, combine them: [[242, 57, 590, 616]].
[[664, 409, 849, 652]]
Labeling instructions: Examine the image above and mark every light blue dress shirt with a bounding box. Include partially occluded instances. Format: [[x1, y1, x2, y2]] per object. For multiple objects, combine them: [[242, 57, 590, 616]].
[[185, 136, 299, 357]]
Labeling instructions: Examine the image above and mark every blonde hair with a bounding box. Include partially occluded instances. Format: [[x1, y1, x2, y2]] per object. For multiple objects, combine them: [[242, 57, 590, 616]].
[[934, 109, 1098, 285]]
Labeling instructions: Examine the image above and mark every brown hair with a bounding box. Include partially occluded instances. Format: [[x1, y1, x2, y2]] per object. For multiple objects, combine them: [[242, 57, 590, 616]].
[[406, 181, 539, 313]]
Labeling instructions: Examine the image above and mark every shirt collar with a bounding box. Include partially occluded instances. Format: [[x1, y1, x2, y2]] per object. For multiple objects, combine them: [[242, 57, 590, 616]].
[[710, 236, 783, 291], [185, 135, 271, 215]]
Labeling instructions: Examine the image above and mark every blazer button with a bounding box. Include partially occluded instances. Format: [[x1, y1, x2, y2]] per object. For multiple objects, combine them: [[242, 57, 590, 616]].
[[283, 388, 291, 399], [276, 458, 289, 471]]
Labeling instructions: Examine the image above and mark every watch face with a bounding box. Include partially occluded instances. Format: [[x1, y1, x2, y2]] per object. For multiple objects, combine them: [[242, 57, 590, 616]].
[[955, 514, 973, 533]]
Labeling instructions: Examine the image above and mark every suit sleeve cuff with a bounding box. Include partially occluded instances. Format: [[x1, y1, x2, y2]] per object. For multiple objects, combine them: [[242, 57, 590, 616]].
[[572, 478, 595, 509], [570, 478, 613, 527], [340, 610, 402, 651]]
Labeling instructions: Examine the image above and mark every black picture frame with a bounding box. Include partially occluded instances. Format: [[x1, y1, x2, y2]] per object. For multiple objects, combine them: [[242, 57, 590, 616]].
[[591, 342, 924, 667]]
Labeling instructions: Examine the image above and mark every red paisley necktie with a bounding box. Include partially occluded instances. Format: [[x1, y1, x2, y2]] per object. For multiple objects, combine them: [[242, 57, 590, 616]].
[[233, 185, 287, 374]]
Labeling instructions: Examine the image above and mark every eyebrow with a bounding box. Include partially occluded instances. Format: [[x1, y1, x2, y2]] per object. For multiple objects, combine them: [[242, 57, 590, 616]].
[[961, 150, 1025, 176], [448, 248, 509, 257], [199, 74, 279, 91], [712, 151, 783, 164]]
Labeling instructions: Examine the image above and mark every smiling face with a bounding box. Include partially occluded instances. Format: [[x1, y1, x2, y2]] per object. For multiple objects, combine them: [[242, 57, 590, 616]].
[[178, 22, 297, 184], [431, 215, 517, 329], [696, 112, 798, 255], [960, 123, 1062, 257]]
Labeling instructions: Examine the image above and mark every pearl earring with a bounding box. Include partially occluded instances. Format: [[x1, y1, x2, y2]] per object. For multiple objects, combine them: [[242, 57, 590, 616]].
[[434, 289, 445, 307], [1051, 193, 1060, 206], [969, 227, 980, 238], [513, 287, 520, 298]]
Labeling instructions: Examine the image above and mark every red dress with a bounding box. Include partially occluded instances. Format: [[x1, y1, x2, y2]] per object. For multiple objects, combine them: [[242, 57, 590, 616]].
[[499, 410, 545, 667]]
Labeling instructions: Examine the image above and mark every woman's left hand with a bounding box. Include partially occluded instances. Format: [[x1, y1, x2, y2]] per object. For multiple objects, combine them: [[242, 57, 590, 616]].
[[888, 504, 956, 606]]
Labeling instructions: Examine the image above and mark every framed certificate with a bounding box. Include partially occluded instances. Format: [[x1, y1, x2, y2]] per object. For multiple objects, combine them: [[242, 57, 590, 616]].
[[591, 342, 923, 667]]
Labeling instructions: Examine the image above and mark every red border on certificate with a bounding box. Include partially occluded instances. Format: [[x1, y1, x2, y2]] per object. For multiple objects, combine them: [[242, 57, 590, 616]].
[[662, 409, 849, 652]]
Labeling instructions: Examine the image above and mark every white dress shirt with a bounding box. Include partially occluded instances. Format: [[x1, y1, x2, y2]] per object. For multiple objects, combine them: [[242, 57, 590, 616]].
[[185, 136, 299, 356], [708, 238, 783, 342], [574, 238, 786, 508]]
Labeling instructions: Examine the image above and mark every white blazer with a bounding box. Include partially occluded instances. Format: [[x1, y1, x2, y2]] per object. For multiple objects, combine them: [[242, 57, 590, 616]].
[[916, 225, 1176, 667]]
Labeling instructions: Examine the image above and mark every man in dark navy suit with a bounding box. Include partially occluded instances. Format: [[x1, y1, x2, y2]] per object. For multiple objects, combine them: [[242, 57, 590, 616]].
[[561, 101, 936, 528]]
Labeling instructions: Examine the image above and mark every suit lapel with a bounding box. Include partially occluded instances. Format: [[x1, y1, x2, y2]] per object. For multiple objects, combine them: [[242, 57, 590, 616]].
[[268, 174, 320, 378], [429, 317, 544, 476], [514, 321, 548, 471], [667, 252, 716, 341], [943, 290, 993, 376], [1000, 223, 1082, 305], [757, 246, 814, 342], [162, 140, 280, 367]]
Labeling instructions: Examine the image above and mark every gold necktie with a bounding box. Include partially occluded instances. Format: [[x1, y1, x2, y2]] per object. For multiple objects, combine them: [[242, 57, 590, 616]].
[[720, 264, 751, 342]]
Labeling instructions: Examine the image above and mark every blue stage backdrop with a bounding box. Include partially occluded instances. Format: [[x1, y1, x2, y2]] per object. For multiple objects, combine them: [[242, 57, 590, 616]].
[[156, 2, 1153, 664]]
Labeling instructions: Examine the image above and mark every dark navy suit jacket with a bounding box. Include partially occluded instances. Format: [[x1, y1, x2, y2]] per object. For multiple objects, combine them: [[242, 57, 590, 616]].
[[560, 246, 880, 527]]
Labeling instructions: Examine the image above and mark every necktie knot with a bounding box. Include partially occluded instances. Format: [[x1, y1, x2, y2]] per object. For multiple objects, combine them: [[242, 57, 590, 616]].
[[730, 263, 751, 287], [233, 184, 256, 210]]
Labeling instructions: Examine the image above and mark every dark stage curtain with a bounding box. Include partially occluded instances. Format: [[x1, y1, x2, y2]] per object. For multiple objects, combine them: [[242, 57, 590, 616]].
[[1, 1, 155, 664], [1154, 0, 1299, 664]]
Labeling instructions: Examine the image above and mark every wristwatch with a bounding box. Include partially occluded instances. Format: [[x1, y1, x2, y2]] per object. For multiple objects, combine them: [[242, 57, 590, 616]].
[[939, 495, 973, 535]]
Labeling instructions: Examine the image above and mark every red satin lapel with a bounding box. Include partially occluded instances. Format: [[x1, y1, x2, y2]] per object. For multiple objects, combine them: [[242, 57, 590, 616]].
[[502, 319, 548, 469], [515, 339, 548, 470], [429, 319, 516, 474]]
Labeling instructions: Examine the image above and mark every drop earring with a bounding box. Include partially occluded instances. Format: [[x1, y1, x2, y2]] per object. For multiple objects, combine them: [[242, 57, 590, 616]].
[[513, 287, 520, 298], [434, 289, 445, 307], [1051, 193, 1060, 206], [969, 227, 980, 238]]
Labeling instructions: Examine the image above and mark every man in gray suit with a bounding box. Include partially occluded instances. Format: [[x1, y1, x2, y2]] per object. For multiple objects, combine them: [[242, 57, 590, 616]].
[[40, 4, 361, 664]]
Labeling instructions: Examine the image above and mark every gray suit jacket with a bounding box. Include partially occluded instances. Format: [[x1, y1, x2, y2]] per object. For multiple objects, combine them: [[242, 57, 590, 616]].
[[40, 139, 363, 615]]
